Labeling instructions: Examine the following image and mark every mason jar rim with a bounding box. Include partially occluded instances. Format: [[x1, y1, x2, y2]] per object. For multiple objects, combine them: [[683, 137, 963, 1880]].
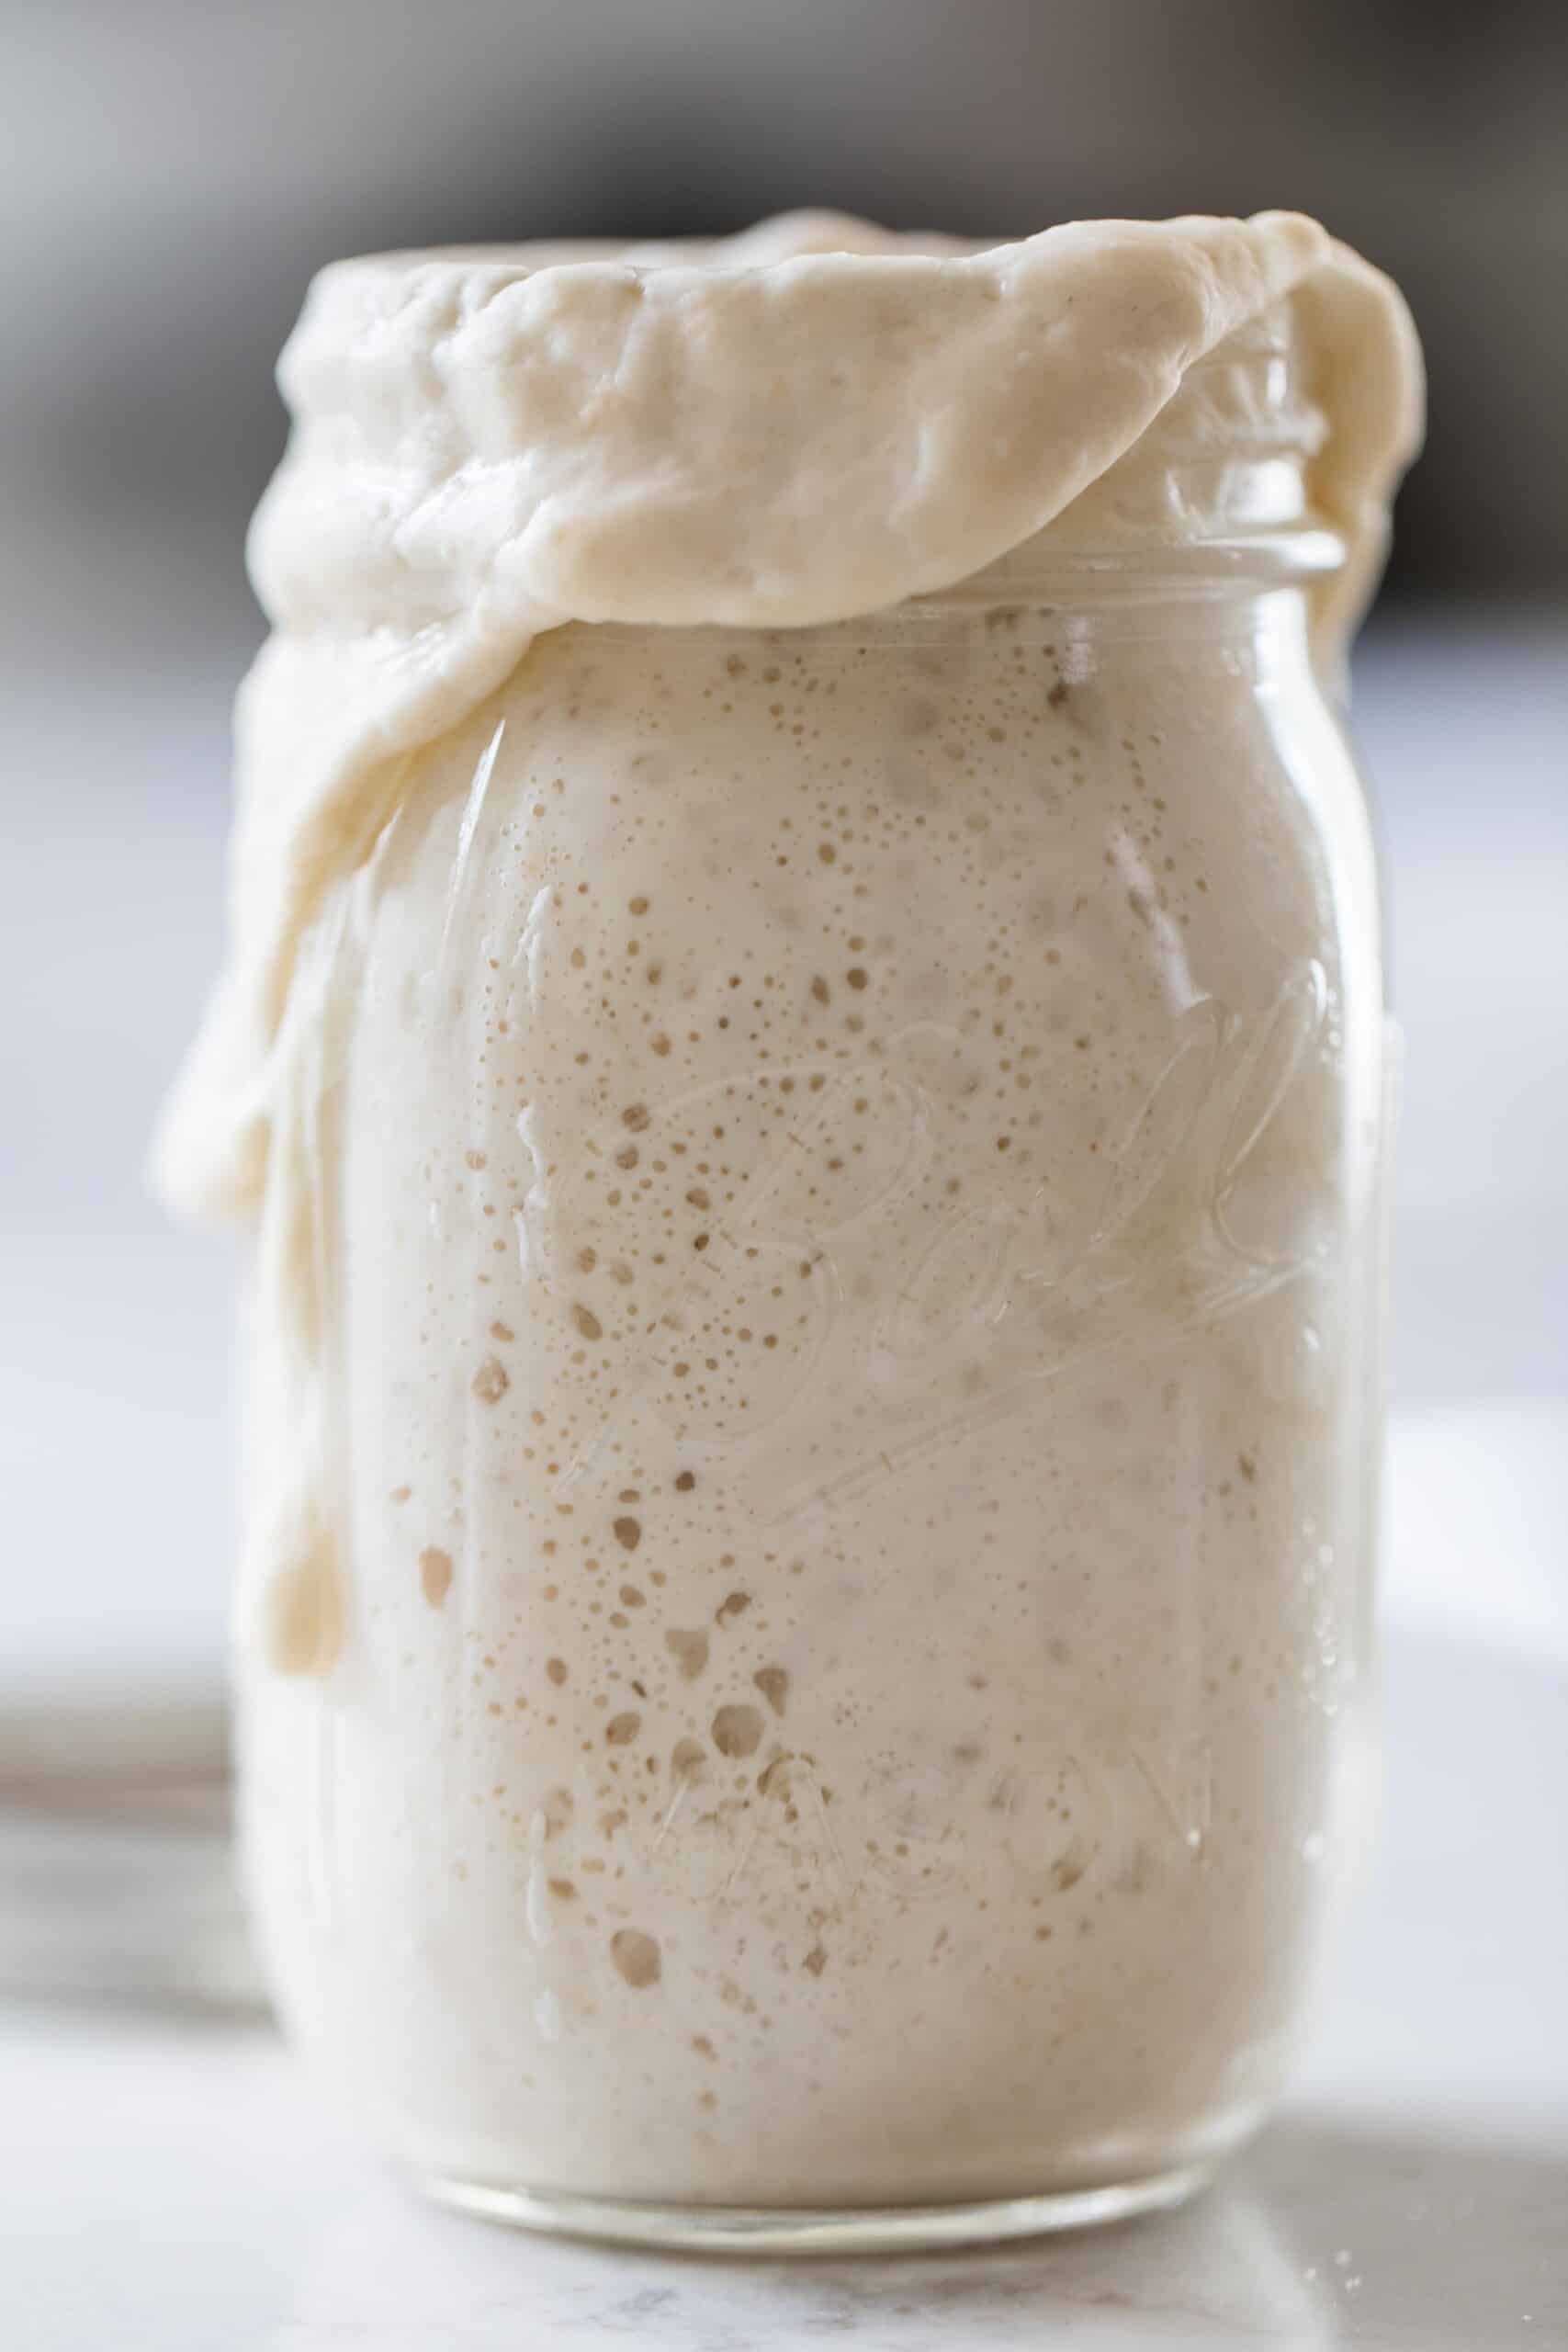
[[915, 525, 1347, 605], [564, 526, 1348, 647]]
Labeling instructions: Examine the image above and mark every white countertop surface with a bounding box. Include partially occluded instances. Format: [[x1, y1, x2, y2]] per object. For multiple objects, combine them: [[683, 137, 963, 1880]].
[[2, 2016, 1562, 2351]]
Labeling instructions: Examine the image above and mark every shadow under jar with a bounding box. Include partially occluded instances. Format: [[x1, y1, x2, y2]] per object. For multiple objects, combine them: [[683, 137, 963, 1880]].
[[237, 517, 1393, 2250]]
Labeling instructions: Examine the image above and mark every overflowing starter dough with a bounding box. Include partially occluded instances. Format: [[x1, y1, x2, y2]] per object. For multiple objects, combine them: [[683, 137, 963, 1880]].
[[160, 212, 1420, 2206]]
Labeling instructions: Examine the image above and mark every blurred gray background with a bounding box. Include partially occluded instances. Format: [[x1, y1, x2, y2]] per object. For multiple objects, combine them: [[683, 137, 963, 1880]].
[[2, 0, 1564, 1683]]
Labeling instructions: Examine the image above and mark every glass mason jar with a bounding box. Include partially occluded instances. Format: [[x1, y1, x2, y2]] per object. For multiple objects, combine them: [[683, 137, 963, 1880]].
[[235, 506, 1392, 2247]]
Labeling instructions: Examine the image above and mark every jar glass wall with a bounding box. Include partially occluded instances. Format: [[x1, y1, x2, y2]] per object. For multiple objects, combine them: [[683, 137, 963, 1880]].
[[235, 545, 1392, 2248]]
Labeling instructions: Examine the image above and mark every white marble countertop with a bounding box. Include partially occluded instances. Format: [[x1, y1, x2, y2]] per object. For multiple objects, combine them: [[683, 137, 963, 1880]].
[[2, 2010, 1562, 2351]]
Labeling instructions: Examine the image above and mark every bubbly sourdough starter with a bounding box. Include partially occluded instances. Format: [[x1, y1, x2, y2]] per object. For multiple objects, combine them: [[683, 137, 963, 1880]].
[[160, 211, 1421, 2206]]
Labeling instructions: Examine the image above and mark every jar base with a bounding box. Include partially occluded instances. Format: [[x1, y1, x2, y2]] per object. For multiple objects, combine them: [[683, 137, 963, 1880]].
[[423, 2160, 1213, 2254]]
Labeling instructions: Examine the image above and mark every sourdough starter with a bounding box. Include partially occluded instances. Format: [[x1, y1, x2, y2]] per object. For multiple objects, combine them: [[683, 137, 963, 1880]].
[[158, 210, 1421, 2207]]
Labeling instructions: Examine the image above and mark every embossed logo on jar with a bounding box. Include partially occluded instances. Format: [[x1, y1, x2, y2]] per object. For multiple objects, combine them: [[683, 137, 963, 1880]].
[[516, 963, 1331, 1506], [524, 1737, 1213, 1912]]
